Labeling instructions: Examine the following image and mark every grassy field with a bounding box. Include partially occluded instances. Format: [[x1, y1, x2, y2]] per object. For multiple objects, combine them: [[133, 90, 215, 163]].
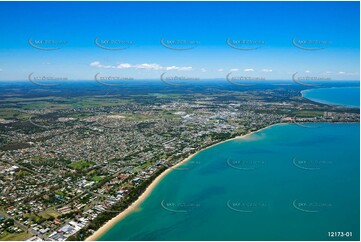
[[38, 207, 61, 219], [90, 176, 105, 182], [0, 231, 32, 241]]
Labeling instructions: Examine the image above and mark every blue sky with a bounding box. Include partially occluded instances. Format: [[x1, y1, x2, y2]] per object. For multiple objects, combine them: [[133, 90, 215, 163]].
[[0, 1, 359, 81]]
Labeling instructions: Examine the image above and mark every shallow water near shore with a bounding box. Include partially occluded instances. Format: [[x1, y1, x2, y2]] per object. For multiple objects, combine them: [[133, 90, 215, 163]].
[[99, 123, 360, 241]]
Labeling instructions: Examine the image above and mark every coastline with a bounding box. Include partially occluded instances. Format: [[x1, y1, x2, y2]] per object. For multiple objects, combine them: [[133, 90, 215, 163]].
[[85, 123, 281, 241], [301, 87, 360, 108]]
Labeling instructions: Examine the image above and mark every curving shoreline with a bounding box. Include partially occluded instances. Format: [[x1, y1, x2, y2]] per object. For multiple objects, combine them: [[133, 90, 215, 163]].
[[85, 124, 280, 241], [301, 87, 360, 108]]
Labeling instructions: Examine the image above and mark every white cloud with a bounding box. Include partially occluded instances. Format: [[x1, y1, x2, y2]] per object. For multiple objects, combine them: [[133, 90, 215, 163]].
[[229, 68, 239, 72], [200, 68, 207, 73], [338, 71, 345, 74], [305, 70, 311, 73], [42, 62, 52, 65], [0, 68, 2, 72], [90, 61, 101, 67], [217, 69, 224, 72], [90, 61, 192, 71], [262, 69, 273, 72], [117, 63, 132, 69], [244, 68, 254, 72]]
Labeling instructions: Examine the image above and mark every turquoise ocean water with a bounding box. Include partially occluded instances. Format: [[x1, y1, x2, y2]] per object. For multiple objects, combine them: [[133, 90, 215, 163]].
[[100, 123, 360, 241], [302, 87, 360, 108]]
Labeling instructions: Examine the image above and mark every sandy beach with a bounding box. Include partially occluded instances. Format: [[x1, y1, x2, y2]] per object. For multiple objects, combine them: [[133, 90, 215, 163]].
[[86, 124, 280, 241]]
